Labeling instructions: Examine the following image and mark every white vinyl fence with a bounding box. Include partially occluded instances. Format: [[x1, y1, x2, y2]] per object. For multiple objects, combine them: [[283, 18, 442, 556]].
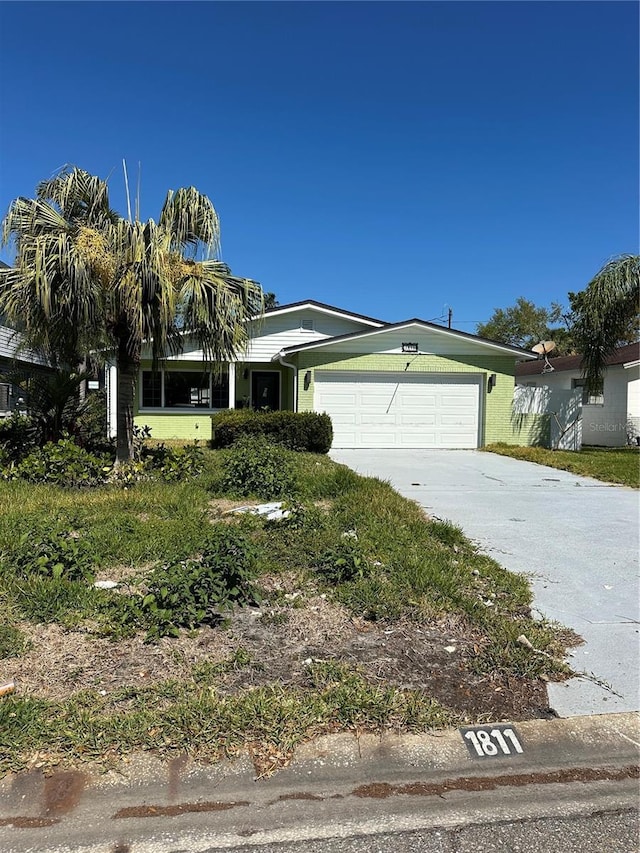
[[513, 386, 582, 450]]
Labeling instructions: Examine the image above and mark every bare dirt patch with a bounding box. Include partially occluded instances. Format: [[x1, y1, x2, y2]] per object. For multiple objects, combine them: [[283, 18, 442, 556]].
[[2, 581, 557, 721]]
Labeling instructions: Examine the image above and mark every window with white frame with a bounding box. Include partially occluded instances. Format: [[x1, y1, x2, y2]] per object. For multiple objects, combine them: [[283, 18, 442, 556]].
[[141, 369, 229, 409], [572, 378, 604, 406]]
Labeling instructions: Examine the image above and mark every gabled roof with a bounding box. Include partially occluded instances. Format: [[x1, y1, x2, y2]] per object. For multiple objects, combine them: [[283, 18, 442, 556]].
[[256, 300, 385, 327], [515, 342, 640, 376], [278, 318, 538, 359]]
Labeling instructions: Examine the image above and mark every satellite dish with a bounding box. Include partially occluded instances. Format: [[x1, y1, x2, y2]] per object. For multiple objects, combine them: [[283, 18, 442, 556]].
[[531, 340, 556, 355], [531, 340, 556, 373]]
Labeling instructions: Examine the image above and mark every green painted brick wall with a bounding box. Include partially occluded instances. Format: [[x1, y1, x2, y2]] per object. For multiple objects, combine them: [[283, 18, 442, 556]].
[[294, 351, 530, 446], [134, 413, 211, 441]]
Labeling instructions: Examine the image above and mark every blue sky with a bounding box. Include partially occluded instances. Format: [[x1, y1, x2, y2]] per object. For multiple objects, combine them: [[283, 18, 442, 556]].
[[0, 1, 637, 330]]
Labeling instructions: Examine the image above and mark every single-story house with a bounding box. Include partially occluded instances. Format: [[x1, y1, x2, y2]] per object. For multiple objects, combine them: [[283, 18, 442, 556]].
[[515, 342, 640, 447], [106, 299, 538, 449]]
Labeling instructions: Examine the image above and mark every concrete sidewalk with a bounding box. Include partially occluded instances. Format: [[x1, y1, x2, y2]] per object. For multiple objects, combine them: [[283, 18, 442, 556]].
[[330, 449, 640, 717], [1, 713, 638, 852]]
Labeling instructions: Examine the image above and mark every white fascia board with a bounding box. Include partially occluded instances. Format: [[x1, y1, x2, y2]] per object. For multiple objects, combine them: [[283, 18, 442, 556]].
[[251, 303, 384, 327], [623, 360, 640, 369]]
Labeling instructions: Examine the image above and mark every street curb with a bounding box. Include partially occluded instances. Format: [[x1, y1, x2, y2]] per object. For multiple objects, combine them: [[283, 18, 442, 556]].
[[2, 711, 638, 810]]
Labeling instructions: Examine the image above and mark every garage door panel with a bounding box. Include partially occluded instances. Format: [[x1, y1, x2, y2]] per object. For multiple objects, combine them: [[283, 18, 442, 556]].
[[314, 372, 480, 449], [440, 414, 477, 425], [399, 413, 436, 425], [360, 393, 395, 408], [330, 413, 357, 425], [361, 413, 396, 424], [321, 393, 358, 407]]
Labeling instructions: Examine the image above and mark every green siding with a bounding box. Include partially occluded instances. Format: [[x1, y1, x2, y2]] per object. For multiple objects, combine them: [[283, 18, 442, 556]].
[[294, 351, 525, 446], [135, 413, 210, 441]]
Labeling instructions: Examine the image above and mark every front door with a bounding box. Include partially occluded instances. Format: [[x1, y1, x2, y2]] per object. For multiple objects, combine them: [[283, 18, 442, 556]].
[[251, 371, 280, 410]]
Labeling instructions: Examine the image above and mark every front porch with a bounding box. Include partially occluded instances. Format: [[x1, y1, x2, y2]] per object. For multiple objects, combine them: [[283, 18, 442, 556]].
[[117, 361, 298, 441]]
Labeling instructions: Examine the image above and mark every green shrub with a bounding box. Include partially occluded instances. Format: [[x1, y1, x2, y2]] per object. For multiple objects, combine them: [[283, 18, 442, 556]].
[[0, 413, 40, 462], [1, 438, 111, 487], [125, 527, 260, 640], [143, 442, 205, 482], [221, 435, 297, 499], [315, 538, 370, 585], [212, 409, 333, 453], [6, 525, 95, 582]]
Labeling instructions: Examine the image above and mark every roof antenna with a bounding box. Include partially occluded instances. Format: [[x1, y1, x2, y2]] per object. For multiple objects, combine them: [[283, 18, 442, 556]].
[[122, 158, 132, 222], [532, 340, 556, 373]]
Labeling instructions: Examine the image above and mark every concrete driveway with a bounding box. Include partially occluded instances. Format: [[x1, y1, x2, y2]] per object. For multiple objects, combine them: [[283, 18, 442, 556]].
[[330, 449, 640, 718]]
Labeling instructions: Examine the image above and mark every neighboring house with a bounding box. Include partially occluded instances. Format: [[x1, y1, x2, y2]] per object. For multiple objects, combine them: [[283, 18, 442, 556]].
[[515, 342, 640, 447], [106, 299, 538, 449], [0, 261, 52, 417]]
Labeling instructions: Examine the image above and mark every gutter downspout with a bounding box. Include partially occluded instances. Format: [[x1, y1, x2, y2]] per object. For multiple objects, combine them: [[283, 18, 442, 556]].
[[276, 350, 298, 412]]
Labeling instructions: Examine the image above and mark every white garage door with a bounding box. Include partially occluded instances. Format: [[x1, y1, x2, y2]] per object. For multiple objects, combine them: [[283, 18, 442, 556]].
[[314, 372, 481, 449]]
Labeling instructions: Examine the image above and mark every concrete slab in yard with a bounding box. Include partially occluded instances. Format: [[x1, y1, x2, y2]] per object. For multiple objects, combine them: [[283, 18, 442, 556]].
[[330, 450, 640, 718]]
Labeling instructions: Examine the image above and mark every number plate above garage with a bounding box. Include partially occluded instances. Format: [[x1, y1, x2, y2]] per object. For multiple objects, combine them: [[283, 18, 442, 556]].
[[460, 724, 524, 759]]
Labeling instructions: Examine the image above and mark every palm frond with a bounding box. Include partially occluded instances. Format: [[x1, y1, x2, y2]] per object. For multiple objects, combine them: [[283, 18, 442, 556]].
[[159, 187, 220, 257], [176, 260, 262, 365], [573, 255, 640, 392], [37, 167, 119, 227]]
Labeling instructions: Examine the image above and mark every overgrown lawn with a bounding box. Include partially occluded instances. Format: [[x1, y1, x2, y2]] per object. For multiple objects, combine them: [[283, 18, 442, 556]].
[[0, 447, 573, 775]]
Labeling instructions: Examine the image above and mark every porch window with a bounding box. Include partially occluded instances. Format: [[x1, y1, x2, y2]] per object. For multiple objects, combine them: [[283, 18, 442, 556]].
[[142, 371, 162, 407], [141, 369, 229, 409], [572, 379, 604, 406]]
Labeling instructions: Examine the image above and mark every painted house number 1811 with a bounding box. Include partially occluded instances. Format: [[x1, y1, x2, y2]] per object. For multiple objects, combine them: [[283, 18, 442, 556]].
[[460, 725, 524, 758]]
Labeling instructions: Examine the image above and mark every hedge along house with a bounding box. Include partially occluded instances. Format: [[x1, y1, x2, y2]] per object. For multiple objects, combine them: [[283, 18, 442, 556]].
[[106, 299, 537, 448]]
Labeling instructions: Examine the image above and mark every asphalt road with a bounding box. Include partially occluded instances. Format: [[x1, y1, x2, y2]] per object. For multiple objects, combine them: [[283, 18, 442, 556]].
[[213, 810, 639, 853], [330, 449, 640, 717]]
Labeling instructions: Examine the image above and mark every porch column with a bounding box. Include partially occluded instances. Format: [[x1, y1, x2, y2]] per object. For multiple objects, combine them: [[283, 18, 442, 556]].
[[108, 364, 118, 438], [228, 362, 236, 409]]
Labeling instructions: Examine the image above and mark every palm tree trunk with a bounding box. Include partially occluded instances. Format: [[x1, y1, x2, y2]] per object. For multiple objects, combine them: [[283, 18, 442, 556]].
[[116, 347, 137, 463]]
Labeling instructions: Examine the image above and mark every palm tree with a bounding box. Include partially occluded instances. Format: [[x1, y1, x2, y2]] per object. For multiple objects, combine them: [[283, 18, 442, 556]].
[[0, 167, 262, 461], [570, 254, 640, 393]]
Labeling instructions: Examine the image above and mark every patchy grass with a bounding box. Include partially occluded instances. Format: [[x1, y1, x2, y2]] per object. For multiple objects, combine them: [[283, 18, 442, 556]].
[[0, 665, 458, 777], [0, 447, 575, 775], [484, 444, 640, 488]]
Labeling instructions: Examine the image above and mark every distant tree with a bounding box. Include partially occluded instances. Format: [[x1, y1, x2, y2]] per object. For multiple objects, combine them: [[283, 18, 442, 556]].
[[263, 292, 278, 310], [476, 298, 575, 354], [569, 254, 640, 392], [0, 167, 262, 462]]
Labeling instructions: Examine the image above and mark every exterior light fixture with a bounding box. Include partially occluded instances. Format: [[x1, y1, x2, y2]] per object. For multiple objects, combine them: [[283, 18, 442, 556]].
[[304, 370, 311, 389], [488, 373, 497, 392]]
